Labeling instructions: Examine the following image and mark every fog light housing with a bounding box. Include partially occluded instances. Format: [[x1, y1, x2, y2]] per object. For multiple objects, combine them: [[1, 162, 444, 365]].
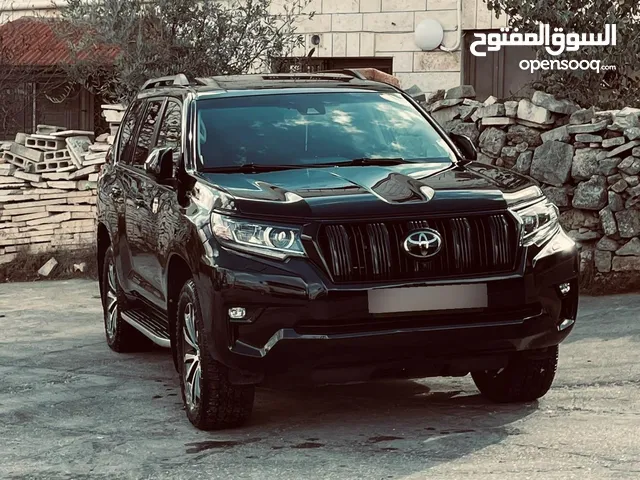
[[228, 307, 246, 320], [559, 282, 571, 296]]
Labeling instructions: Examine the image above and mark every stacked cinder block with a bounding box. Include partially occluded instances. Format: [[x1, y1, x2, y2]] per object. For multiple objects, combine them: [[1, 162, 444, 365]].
[[0, 104, 123, 264]]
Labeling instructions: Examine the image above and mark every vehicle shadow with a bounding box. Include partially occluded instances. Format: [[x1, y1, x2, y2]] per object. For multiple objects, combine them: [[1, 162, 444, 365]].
[[184, 378, 539, 473]]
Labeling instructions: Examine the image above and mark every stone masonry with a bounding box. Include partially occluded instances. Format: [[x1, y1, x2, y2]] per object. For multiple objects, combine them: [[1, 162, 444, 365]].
[[419, 85, 640, 278]]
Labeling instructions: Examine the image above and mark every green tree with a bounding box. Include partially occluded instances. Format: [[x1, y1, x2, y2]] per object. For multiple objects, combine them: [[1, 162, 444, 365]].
[[60, 0, 312, 103], [485, 0, 640, 108]]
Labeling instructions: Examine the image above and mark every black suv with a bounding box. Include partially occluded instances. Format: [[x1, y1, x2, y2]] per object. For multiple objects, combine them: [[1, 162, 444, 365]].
[[97, 72, 579, 430]]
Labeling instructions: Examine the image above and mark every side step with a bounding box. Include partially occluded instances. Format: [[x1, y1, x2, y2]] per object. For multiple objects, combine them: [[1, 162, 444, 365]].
[[121, 308, 171, 348]]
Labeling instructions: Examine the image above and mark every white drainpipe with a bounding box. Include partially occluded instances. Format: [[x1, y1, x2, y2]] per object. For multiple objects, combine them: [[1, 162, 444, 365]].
[[440, 0, 463, 52]]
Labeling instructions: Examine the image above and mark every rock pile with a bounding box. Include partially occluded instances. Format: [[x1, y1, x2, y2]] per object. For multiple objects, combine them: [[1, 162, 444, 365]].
[[420, 87, 640, 275], [0, 104, 124, 264]]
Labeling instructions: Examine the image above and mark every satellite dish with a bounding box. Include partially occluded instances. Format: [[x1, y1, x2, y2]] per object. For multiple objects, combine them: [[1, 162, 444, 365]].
[[415, 19, 444, 51]]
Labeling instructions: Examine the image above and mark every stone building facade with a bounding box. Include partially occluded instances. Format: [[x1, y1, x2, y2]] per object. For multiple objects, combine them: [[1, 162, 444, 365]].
[[1, 0, 512, 96]]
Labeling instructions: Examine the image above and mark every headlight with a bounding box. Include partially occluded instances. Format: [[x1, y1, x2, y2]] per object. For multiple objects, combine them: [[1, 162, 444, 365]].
[[211, 213, 306, 259], [510, 199, 560, 247]]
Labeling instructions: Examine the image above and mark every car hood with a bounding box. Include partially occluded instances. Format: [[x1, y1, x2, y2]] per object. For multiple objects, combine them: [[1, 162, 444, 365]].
[[194, 162, 538, 220]]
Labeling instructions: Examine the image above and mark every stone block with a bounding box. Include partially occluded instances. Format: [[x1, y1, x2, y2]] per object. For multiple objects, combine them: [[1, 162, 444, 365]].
[[569, 107, 596, 125], [623, 175, 640, 187], [506, 125, 542, 147], [612, 256, 640, 271], [444, 85, 475, 100], [479, 127, 507, 157], [597, 236, 619, 251], [47, 181, 78, 190], [567, 120, 609, 134], [571, 148, 599, 180], [607, 140, 640, 158], [616, 238, 640, 256], [625, 127, 640, 141], [542, 185, 570, 207], [618, 156, 640, 175], [608, 191, 624, 212], [615, 210, 640, 238], [530, 141, 574, 186], [504, 101, 518, 117], [531, 91, 579, 115], [575, 134, 603, 143], [429, 98, 464, 112], [572, 176, 607, 210], [363, 11, 414, 31], [599, 207, 617, 236], [481, 117, 516, 127], [51, 130, 95, 138], [449, 122, 480, 143], [517, 99, 552, 125], [602, 136, 626, 148], [541, 125, 570, 143], [594, 250, 612, 273], [598, 157, 621, 175]]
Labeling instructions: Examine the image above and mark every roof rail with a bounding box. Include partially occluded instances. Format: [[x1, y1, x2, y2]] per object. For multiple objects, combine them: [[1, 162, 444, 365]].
[[317, 68, 367, 80], [141, 73, 191, 90], [260, 73, 355, 82]]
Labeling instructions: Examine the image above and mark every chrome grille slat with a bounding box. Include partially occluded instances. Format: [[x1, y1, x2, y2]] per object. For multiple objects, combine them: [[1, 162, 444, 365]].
[[318, 213, 519, 283]]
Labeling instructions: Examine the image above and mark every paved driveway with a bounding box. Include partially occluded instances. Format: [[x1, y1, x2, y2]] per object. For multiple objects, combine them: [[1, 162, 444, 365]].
[[0, 280, 639, 479]]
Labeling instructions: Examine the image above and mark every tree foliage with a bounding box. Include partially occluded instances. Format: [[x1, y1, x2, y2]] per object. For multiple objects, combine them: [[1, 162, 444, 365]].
[[485, 0, 640, 108], [60, 0, 311, 103]]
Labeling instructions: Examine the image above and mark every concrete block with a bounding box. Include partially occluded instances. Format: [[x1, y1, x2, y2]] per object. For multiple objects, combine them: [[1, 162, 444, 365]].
[[66, 136, 92, 168], [68, 165, 100, 180], [43, 149, 71, 162], [10, 143, 44, 162], [88, 173, 99, 182], [3, 151, 38, 171], [76, 180, 98, 191], [34, 159, 74, 173], [47, 181, 78, 190], [13, 170, 42, 183], [37, 257, 58, 277], [51, 130, 95, 138], [46, 205, 93, 213], [88, 143, 110, 153], [30, 182, 49, 188], [41, 172, 72, 180], [14, 132, 27, 145], [36, 125, 65, 135], [25, 135, 66, 151]]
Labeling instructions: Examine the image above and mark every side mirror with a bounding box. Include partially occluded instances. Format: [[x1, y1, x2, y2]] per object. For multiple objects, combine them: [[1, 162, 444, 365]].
[[449, 133, 478, 161], [144, 147, 174, 180]]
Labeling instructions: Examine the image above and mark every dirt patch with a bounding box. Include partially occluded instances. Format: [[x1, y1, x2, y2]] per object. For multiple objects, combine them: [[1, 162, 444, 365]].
[[0, 246, 98, 283]]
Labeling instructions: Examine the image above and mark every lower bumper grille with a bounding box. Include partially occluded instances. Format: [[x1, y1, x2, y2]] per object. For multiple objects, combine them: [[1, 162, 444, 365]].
[[317, 213, 520, 283]]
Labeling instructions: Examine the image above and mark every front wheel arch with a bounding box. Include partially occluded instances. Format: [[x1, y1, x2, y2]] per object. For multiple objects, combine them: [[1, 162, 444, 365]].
[[166, 253, 194, 370]]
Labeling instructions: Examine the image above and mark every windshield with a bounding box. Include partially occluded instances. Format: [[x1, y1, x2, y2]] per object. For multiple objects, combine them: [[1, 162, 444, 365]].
[[195, 91, 457, 170]]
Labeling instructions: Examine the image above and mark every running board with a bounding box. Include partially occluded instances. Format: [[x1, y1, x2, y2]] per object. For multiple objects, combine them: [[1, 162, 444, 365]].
[[121, 308, 171, 348]]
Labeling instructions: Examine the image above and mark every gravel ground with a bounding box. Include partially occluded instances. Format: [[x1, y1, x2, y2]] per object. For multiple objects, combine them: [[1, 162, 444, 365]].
[[0, 280, 639, 480]]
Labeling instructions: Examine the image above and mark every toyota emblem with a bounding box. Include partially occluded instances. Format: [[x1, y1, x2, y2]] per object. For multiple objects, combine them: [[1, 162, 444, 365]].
[[403, 229, 442, 259]]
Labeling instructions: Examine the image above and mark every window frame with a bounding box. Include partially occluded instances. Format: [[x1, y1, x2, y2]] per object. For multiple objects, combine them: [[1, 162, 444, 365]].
[[129, 97, 168, 170], [114, 99, 144, 166]]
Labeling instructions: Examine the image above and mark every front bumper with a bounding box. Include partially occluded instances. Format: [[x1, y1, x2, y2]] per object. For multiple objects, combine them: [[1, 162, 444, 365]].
[[193, 229, 579, 386]]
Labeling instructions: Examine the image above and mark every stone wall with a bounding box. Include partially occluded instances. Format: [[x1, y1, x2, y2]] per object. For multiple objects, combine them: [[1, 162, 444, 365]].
[[422, 87, 640, 283]]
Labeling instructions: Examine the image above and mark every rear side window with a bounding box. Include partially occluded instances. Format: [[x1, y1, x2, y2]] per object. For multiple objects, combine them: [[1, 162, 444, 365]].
[[117, 100, 144, 164], [131, 99, 165, 168], [156, 99, 182, 167]]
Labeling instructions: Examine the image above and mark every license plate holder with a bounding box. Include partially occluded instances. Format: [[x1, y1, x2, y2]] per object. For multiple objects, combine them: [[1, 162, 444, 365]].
[[367, 284, 488, 314]]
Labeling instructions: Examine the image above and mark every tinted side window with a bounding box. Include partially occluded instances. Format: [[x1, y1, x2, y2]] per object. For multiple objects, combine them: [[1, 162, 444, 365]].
[[131, 99, 164, 168], [156, 100, 182, 167], [117, 100, 144, 164]]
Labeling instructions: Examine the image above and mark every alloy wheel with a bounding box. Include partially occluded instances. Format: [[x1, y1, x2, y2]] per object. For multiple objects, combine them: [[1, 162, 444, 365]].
[[182, 303, 202, 410], [105, 261, 118, 340]]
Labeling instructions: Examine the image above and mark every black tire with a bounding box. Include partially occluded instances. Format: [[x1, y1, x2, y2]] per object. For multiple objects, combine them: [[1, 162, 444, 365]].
[[472, 346, 559, 403], [176, 279, 254, 430], [101, 246, 148, 352]]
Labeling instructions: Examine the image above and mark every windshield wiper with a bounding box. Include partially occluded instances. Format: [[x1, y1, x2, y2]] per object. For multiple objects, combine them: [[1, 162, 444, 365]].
[[314, 157, 409, 167], [201, 158, 410, 173], [201, 163, 308, 173]]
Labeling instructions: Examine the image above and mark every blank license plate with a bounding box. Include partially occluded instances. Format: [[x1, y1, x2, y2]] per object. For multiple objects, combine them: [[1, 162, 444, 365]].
[[367, 284, 488, 314]]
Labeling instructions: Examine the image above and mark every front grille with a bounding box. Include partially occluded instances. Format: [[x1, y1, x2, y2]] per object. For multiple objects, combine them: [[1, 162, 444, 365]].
[[316, 213, 520, 283]]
